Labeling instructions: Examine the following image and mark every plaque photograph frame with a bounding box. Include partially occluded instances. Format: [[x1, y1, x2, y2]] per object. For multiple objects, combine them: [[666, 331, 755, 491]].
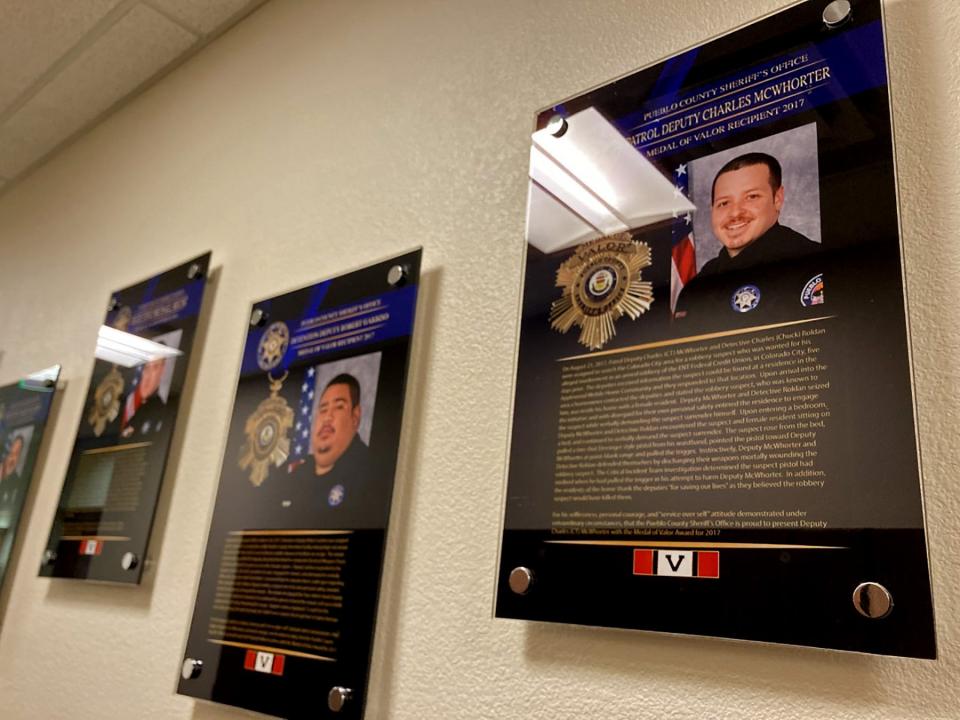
[[40, 253, 213, 584], [179, 249, 423, 719], [496, 0, 935, 659]]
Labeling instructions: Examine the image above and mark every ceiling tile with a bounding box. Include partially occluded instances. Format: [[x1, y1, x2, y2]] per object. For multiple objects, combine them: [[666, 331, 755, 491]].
[[0, 0, 122, 113], [0, 3, 196, 177], [147, 0, 264, 35]]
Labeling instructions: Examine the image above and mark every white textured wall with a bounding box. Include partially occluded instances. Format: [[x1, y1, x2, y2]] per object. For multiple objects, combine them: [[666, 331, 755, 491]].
[[0, 0, 957, 717]]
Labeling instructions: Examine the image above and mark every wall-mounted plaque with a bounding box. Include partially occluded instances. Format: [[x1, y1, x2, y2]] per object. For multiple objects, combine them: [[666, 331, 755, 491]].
[[497, 0, 935, 658], [40, 253, 212, 583], [0, 366, 60, 598], [179, 250, 421, 718]]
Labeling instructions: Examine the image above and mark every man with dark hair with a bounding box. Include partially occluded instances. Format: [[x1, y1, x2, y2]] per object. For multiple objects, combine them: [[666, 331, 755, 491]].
[[280, 371, 383, 526], [312, 374, 362, 476], [675, 152, 819, 324]]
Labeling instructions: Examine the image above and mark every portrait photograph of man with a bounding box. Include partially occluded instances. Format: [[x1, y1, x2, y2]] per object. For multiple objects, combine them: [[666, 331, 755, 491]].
[[0, 425, 35, 503], [120, 329, 182, 438], [673, 123, 823, 327], [265, 351, 385, 527]]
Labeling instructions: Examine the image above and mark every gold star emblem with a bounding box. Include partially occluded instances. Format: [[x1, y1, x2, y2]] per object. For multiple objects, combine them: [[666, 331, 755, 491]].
[[239, 372, 294, 487], [550, 233, 654, 350], [87, 366, 124, 436]]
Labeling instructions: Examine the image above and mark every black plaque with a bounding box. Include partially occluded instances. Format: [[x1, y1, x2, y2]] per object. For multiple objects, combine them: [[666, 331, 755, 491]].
[[497, 0, 935, 657], [0, 366, 60, 597], [179, 250, 421, 718], [40, 253, 212, 583]]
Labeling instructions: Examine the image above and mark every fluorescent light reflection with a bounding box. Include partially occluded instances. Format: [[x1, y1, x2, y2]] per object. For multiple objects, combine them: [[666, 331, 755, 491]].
[[95, 326, 182, 368], [526, 182, 602, 254], [529, 146, 629, 236], [526, 106, 697, 254], [18, 364, 61, 392]]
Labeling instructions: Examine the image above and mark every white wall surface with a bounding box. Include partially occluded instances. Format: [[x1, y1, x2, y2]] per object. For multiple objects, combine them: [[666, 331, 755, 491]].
[[0, 0, 957, 718]]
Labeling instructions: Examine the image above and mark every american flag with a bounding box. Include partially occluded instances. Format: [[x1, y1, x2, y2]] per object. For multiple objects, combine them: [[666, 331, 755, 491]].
[[670, 162, 697, 314], [287, 366, 316, 471], [121, 377, 141, 429]]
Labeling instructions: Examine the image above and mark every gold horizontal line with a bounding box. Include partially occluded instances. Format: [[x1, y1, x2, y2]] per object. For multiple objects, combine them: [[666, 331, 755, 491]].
[[559, 315, 834, 361], [208, 639, 334, 663], [81, 441, 152, 455], [547, 540, 846, 550], [228, 529, 353, 536]]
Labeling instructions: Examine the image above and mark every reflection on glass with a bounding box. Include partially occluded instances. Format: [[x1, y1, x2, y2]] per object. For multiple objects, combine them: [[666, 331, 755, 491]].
[[527, 107, 695, 254], [94, 325, 183, 367]]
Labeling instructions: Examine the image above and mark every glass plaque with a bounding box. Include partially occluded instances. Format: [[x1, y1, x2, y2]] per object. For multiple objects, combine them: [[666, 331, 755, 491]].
[[497, 0, 935, 658], [40, 253, 212, 583], [0, 366, 60, 598], [179, 250, 422, 718]]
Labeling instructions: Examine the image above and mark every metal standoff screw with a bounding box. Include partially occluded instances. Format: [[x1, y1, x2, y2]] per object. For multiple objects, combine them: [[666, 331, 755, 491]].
[[121, 552, 139, 571], [387, 264, 407, 287], [181, 658, 203, 680], [328, 686, 353, 712], [187, 263, 203, 279], [107, 297, 120, 312], [43, 549, 57, 565], [822, 0, 852, 28], [546, 114, 568, 138], [852, 582, 893, 619], [508, 566, 534, 595], [250, 308, 268, 327]]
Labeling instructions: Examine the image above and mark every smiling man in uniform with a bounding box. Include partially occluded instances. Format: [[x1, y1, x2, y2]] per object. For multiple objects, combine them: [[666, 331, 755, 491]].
[[675, 152, 819, 323]]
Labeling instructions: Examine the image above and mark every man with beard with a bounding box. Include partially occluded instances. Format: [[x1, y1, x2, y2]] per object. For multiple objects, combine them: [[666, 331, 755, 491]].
[[675, 152, 819, 326]]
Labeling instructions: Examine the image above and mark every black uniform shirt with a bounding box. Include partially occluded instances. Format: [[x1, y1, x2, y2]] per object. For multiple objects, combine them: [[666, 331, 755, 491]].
[[675, 222, 821, 331]]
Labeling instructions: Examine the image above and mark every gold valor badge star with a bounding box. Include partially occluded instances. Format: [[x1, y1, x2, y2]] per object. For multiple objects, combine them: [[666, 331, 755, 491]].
[[87, 366, 124, 436], [239, 372, 294, 487], [549, 233, 654, 350]]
